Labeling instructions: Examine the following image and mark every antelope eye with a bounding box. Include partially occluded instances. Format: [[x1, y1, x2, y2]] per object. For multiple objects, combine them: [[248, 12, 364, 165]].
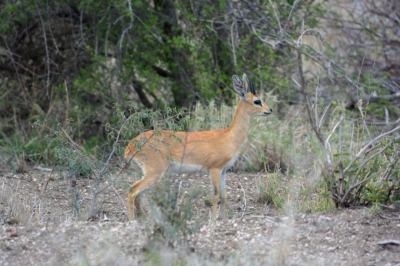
[[254, 100, 262, 106]]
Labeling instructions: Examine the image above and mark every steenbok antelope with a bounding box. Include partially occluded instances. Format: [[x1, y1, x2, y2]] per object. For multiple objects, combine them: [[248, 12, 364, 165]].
[[124, 74, 273, 220]]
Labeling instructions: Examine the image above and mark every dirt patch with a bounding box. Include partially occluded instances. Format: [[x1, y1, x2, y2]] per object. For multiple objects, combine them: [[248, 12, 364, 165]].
[[1, 167, 400, 265]]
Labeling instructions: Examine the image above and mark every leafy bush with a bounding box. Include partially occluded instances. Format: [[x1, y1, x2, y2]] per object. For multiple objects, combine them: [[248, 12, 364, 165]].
[[145, 175, 205, 247]]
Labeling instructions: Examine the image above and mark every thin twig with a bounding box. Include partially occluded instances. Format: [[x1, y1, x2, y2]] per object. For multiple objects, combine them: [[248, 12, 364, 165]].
[[250, 24, 279, 48], [33, 0, 51, 96], [341, 139, 394, 204], [340, 171, 372, 204], [377, 240, 400, 245], [283, 0, 299, 34], [295, 45, 333, 174], [111, 185, 127, 210], [268, 0, 283, 34], [41, 167, 55, 196], [87, 115, 136, 218], [230, 21, 237, 66], [95, 130, 155, 195], [318, 102, 332, 128], [239, 182, 247, 218], [326, 115, 344, 147], [63, 81, 69, 129], [343, 125, 400, 173], [61, 129, 96, 160]]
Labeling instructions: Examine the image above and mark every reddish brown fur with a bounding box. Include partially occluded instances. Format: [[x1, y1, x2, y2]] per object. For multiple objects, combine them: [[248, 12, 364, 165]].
[[124, 74, 272, 219]]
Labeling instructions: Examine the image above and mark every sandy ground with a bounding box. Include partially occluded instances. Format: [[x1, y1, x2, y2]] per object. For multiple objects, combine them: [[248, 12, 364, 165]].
[[1, 167, 400, 265]]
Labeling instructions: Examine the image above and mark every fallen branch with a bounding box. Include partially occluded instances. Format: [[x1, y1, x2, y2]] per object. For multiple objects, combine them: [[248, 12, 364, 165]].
[[34, 166, 52, 172], [377, 240, 400, 245]]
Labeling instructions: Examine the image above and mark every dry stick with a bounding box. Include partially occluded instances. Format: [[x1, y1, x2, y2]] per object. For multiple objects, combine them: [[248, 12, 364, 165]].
[[239, 182, 247, 218], [78, 2, 87, 49], [385, 107, 390, 125], [298, 43, 360, 89], [338, 161, 344, 198], [326, 115, 344, 152], [283, 0, 300, 34], [33, 0, 51, 96], [45, 2, 62, 56], [87, 111, 185, 218], [94, 131, 156, 196], [343, 125, 400, 173], [119, 24, 133, 50], [250, 24, 279, 49], [268, 0, 283, 34], [381, 149, 399, 182], [3, 40, 33, 107], [87, 116, 140, 218], [63, 81, 69, 129], [295, 45, 333, 175], [340, 171, 373, 204], [41, 167, 55, 196], [377, 240, 400, 245], [61, 129, 97, 160], [244, 1, 282, 49], [340, 139, 393, 204], [40, 85, 55, 131], [319, 102, 332, 128], [110, 185, 127, 212], [95, 111, 185, 197], [241, 0, 271, 25], [230, 21, 237, 66], [172, 131, 191, 216]]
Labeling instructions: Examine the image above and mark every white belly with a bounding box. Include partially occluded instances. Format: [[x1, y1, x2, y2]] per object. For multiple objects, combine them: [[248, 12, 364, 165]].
[[168, 162, 208, 174], [168, 153, 239, 175], [223, 154, 238, 171]]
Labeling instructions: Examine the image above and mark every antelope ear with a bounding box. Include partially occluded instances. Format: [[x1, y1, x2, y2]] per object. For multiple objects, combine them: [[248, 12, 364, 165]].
[[249, 81, 256, 95], [232, 74, 247, 100], [242, 73, 249, 92]]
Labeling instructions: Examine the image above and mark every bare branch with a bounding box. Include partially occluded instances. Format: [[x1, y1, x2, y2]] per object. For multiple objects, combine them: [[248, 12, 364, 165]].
[[295, 44, 333, 174], [34, 0, 51, 97], [268, 0, 283, 35], [326, 115, 344, 146], [239, 182, 247, 218], [343, 125, 400, 173]]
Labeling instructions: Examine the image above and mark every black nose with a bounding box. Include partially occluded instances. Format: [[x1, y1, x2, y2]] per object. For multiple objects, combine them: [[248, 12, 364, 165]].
[[270, 108, 273, 112]]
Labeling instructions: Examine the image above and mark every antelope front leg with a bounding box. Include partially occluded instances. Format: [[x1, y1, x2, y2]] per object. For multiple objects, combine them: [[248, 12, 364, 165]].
[[127, 185, 136, 219], [128, 180, 146, 219], [134, 191, 145, 216], [210, 169, 222, 220], [220, 170, 227, 219]]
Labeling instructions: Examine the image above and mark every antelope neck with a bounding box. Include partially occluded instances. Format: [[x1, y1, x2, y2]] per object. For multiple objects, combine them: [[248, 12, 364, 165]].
[[226, 100, 250, 149]]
